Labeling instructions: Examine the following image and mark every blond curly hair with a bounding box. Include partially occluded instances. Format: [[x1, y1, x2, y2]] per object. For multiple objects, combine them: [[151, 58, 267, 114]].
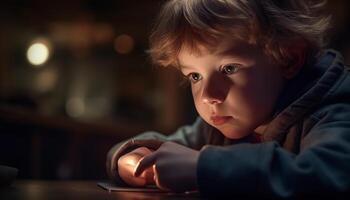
[[148, 0, 331, 68]]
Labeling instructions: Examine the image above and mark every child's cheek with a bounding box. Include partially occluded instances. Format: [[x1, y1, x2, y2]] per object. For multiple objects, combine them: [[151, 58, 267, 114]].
[[190, 85, 202, 103]]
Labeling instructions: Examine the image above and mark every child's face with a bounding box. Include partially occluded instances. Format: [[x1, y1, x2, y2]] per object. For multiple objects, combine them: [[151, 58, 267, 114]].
[[178, 40, 286, 139]]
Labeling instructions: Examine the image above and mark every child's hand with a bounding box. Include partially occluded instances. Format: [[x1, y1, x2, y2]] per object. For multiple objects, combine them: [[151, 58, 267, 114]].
[[118, 147, 155, 187], [134, 142, 199, 192]]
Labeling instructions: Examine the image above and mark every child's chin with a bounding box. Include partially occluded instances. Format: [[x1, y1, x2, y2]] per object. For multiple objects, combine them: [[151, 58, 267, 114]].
[[218, 127, 250, 140]]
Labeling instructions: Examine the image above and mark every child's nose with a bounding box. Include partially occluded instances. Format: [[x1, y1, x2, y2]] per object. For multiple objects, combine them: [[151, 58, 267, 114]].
[[202, 96, 223, 105], [201, 73, 229, 105]]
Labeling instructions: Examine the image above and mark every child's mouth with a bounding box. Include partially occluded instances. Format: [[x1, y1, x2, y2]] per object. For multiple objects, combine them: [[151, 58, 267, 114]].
[[210, 116, 232, 126]]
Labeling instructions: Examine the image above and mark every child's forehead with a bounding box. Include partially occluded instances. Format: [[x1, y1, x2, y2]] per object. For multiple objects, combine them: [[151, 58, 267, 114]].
[[177, 39, 264, 70], [216, 40, 260, 58], [180, 38, 258, 58]]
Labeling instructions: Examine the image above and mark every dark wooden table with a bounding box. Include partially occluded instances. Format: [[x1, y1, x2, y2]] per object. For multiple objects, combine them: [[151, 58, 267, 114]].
[[0, 180, 202, 200]]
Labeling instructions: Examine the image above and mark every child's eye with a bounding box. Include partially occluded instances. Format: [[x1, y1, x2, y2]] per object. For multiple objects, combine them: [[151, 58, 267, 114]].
[[220, 64, 240, 75], [187, 73, 202, 83]]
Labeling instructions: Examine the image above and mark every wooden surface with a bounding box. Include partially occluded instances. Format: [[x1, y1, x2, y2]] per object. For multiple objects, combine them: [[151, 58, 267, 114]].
[[0, 180, 202, 200]]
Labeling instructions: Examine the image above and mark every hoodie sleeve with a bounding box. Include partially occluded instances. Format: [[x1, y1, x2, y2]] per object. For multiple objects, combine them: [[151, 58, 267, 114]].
[[197, 107, 350, 198], [106, 117, 210, 184]]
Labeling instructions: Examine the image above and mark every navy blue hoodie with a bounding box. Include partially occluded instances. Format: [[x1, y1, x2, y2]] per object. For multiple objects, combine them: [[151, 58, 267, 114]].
[[107, 50, 350, 198]]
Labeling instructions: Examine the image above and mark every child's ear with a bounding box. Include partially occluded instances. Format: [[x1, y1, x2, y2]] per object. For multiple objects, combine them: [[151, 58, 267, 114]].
[[282, 41, 307, 79]]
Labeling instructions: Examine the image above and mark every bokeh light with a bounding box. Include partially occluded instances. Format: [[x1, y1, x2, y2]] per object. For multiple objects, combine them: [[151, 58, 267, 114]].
[[66, 97, 85, 118], [26, 40, 51, 66], [114, 34, 135, 54]]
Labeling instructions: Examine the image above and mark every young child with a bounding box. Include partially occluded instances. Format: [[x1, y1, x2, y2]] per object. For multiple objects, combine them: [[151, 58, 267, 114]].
[[106, 0, 350, 197]]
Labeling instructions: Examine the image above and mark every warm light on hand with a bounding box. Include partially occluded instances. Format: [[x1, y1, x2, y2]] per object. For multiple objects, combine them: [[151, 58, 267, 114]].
[[118, 147, 155, 187]]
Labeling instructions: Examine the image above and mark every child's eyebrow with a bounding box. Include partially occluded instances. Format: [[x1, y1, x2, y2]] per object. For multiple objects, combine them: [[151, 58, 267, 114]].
[[216, 46, 241, 57]]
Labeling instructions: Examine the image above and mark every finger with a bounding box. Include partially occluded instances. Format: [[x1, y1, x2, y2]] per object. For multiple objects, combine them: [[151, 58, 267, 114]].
[[132, 140, 163, 150], [134, 152, 157, 177], [153, 165, 169, 191], [145, 168, 155, 185], [130, 147, 153, 156], [123, 154, 140, 167]]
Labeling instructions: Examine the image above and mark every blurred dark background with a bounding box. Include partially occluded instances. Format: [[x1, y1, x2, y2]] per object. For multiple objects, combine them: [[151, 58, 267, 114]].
[[0, 0, 350, 180]]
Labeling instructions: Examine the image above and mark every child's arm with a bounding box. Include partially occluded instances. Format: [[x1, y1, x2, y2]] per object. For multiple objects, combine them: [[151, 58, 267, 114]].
[[133, 106, 350, 196], [194, 108, 350, 198]]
